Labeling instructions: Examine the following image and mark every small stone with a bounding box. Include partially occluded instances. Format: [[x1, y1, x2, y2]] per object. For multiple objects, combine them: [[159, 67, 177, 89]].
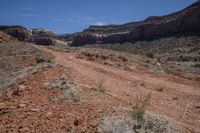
[[172, 97, 178, 100], [18, 104, 26, 108], [0, 103, 5, 110], [19, 127, 29, 132], [5, 91, 13, 98], [18, 85, 26, 91], [12, 89, 20, 96], [46, 112, 53, 116], [74, 119, 80, 126], [196, 106, 200, 109]]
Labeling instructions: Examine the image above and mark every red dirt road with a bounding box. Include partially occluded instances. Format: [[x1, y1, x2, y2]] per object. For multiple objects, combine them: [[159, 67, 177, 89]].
[[0, 45, 200, 133]]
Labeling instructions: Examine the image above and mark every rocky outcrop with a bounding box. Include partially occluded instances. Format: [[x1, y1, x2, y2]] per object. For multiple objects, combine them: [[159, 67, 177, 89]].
[[33, 37, 55, 45], [72, 1, 200, 46], [0, 26, 55, 45], [0, 26, 32, 41], [72, 33, 105, 46], [31, 28, 55, 37], [31, 28, 56, 45]]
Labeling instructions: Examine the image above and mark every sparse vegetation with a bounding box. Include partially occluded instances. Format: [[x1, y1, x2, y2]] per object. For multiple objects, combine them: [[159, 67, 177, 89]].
[[44, 73, 81, 102], [156, 86, 165, 92], [0, 42, 52, 91], [91, 78, 106, 93], [59, 86, 81, 102], [99, 92, 173, 133], [35, 56, 45, 63], [192, 63, 200, 68], [100, 111, 170, 133], [130, 93, 151, 120], [146, 52, 154, 58]]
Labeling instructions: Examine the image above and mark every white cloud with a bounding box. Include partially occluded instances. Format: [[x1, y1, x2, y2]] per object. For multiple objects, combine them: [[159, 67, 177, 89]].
[[21, 7, 36, 11], [92, 22, 106, 26]]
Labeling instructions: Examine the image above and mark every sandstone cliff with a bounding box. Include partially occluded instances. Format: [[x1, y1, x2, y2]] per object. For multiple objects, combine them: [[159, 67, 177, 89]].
[[72, 1, 200, 46], [0, 26, 56, 45]]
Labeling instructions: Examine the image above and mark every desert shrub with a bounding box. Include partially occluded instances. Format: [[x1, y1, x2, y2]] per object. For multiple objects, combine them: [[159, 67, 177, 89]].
[[99, 117, 133, 133], [192, 63, 200, 68], [44, 74, 81, 102], [35, 56, 45, 63], [60, 87, 80, 102], [156, 86, 165, 92], [146, 53, 154, 58], [99, 93, 172, 133], [139, 80, 145, 87], [130, 93, 151, 120], [118, 55, 128, 62], [91, 78, 106, 93], [99, 112, 170, 133]]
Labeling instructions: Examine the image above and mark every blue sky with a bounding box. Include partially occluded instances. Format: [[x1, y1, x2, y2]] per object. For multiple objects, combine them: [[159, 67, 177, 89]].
[[0, 0, 196, 34]]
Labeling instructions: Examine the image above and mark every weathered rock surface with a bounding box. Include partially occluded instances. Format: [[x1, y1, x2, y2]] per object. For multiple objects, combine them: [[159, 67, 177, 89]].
[[0, 26, 55, 45], [31, 28, 55, 37], [33, 37, 55, 45], [72, 1, 200, 46], [0, 26, 32, 41], [73, 33, 105, 46]]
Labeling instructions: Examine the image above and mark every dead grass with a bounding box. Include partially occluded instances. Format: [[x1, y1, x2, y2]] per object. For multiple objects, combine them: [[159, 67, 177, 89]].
[[0, 42, 53, 91], [99, 92, 175, 133], [53, 85, 81, 103], [130, 93, 151, 121], [44, 72, 81, 102], [99, 112, 171, 133], [91, 78, 106, 93]]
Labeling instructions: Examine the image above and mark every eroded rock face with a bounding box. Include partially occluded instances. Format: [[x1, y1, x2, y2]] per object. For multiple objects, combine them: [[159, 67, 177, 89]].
[[33, 37, 55, 45], [72, 1, 200, 46], [31, 28, 55, 37], [72, 33, 105, 46], [0, 26, 32, 41], [0, 26, 55, 45]]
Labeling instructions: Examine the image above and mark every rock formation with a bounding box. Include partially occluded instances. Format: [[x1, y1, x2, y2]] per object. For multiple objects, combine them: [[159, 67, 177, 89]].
[[33, 37, 55, 45], [0, 26, 32, 41], [0, 26, 55, 45], [72, 1, 200, 46]]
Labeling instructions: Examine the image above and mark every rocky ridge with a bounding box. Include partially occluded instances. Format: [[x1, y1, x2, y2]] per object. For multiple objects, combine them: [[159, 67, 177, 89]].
[[0, 26, 56, 45], [72, 1, 200, 45]]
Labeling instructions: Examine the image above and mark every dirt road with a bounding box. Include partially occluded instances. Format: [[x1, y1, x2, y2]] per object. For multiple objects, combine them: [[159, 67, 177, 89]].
[[1, 45, 199, 132], [36, 46, 200, 132]]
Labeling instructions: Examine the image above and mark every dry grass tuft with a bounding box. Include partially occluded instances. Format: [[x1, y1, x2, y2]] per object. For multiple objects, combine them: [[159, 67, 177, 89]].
[[91, 78, 106, 93]]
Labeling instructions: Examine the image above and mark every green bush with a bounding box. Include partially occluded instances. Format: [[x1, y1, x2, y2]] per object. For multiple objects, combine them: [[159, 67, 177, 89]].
[[192, 63, 200, 68], [36, 56, 45, 63], [131, 93, 151, 120], [146, 53, 154, 58]]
